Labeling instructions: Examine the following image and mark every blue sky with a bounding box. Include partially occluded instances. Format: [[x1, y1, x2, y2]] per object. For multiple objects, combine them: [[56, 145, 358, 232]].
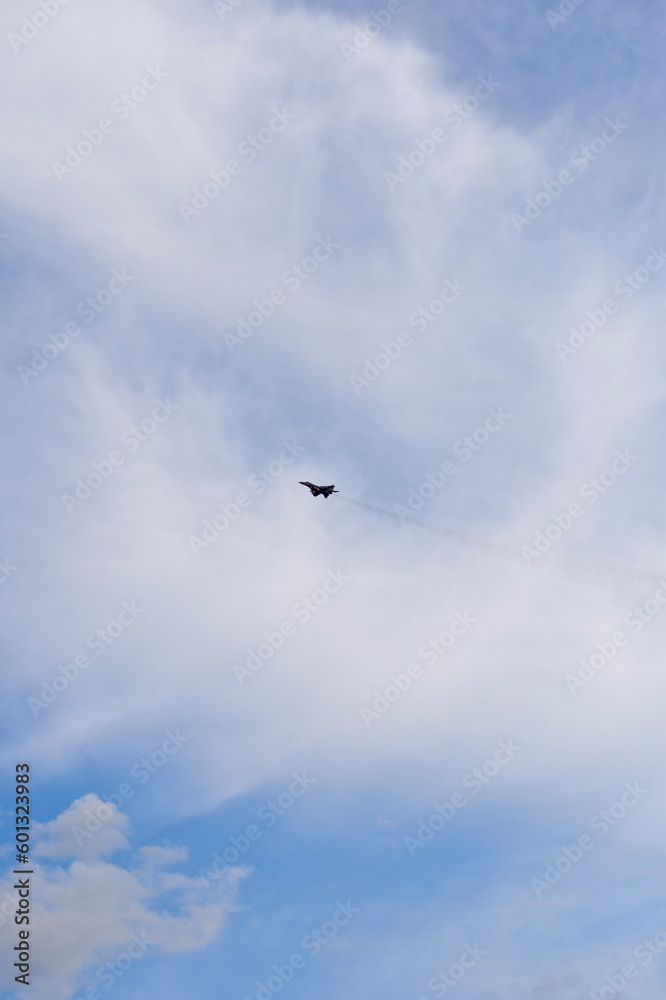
[[1, 1, 666, 998]]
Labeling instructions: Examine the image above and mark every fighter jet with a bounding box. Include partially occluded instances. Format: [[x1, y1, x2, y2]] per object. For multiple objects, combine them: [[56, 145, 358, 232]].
[[299, 482, 339, 498]]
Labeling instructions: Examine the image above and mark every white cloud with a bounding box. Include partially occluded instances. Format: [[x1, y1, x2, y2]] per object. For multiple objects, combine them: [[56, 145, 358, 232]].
[[33, 793, 132, 861], [0, 797, 247, 1000], [2, 0, 664, 820]]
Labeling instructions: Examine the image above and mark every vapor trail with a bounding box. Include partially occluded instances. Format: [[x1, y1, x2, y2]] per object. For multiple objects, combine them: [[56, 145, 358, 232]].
[[339, 496, 517, 559], [338, 496, 664, 590]]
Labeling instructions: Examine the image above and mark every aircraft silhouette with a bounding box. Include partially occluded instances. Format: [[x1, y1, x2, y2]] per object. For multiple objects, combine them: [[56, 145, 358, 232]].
[[299, 482, 339, 498]]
